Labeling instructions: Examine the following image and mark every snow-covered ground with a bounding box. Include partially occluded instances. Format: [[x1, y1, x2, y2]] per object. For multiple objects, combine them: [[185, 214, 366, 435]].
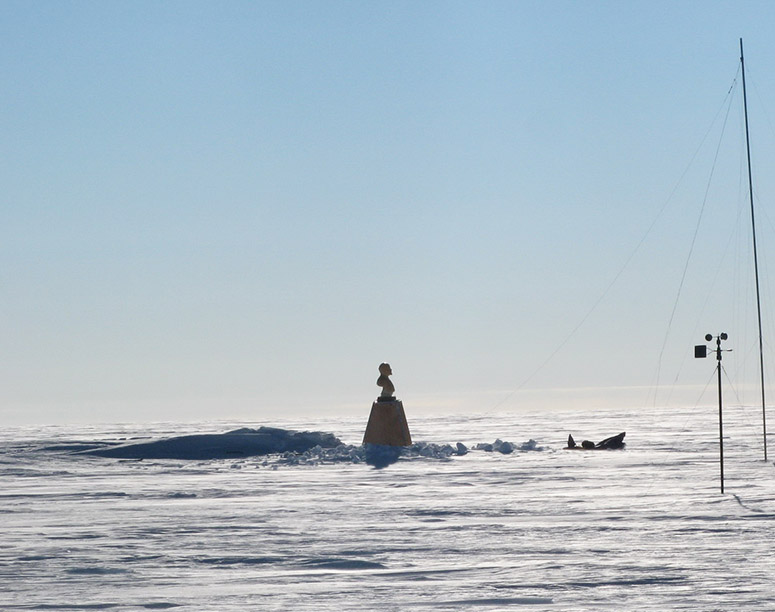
[[2, 404, 774, 611]]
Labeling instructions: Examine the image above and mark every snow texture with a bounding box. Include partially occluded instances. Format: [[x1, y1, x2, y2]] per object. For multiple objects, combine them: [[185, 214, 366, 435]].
[[2, 406, 775, 611]]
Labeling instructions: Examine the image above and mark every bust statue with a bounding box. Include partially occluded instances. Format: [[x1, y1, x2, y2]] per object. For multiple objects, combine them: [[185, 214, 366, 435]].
[[364, 361, 412, 446], [376, 363, 395, 398]]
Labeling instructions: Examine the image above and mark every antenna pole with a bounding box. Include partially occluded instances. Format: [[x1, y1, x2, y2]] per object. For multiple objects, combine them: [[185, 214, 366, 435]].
[[740, 38, 768, 462]]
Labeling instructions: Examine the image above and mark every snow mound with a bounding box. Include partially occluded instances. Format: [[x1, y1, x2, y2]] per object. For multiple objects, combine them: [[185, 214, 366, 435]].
[[270, 441, 469, 468], [82, 427, 343, 460], [473, 438, 544, 453], [75, 426, 543, 464], [271, 439, 541, 467]]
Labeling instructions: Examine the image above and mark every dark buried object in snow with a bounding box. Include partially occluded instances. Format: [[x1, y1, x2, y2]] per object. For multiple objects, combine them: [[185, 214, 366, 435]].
[[565, 432, 626, 450]]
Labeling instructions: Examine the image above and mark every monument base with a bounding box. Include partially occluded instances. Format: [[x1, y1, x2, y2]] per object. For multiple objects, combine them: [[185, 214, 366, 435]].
[[362, 399, 412, 447]]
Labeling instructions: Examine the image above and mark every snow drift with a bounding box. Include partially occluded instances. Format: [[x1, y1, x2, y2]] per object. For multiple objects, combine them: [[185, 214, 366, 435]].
[[82, 427, 342, 460]]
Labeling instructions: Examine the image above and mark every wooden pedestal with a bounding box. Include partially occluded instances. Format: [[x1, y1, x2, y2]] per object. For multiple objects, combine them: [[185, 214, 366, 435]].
[[362, 399, 412, 446]]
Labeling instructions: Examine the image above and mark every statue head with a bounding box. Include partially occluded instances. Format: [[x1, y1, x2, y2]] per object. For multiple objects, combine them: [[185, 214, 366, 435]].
[[377, 363, 395, 397]]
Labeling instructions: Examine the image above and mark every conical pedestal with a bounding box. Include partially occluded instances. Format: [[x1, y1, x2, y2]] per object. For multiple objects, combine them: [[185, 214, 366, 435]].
[[362, 399, 412, 446]]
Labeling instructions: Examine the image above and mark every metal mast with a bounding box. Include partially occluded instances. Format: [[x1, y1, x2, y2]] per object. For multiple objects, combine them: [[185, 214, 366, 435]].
[[713, 334, 728, 493], [740, 38, 768, 461]]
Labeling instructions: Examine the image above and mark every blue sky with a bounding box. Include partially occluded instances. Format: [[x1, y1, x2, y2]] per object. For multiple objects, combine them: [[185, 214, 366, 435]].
[[4, 1, 775, 424]]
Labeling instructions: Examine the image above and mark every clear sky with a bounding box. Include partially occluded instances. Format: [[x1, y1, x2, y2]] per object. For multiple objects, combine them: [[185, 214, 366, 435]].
[[4, 0, 775, 424]]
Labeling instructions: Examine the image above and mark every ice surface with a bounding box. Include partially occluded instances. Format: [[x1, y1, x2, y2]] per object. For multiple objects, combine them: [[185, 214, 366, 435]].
[[3, 406, 775, 611]]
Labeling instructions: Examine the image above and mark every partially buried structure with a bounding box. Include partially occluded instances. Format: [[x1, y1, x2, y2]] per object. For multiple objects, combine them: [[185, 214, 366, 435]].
[[362, 363, 412, 446]]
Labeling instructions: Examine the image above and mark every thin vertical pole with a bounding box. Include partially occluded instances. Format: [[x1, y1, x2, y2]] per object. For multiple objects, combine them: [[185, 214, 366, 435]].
[[740, 38, 768, 461], [717, 356, 725, 494]]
